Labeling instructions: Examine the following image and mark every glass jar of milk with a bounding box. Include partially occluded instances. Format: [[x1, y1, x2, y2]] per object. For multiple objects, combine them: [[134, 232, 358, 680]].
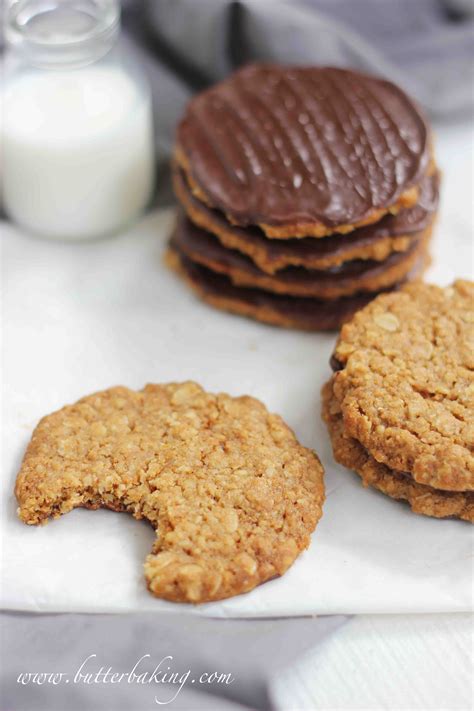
[[2, 0, 155, 240]]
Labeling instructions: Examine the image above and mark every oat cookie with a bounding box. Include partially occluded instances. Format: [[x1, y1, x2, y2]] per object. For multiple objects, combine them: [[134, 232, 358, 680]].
[[331, 281, 474, 491], [15, 382, 325, 603], [322, 382, 473, 522]]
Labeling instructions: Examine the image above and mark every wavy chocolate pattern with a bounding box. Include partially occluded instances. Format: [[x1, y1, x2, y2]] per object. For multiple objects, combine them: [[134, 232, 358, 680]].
[[177, 64, 430, 228]]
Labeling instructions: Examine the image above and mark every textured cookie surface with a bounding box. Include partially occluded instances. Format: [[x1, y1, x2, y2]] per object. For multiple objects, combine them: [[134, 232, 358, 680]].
[[331, 281, 474, 491], [176, 64, 430, 237], [322, 382, 473, 522], [15, 382, 324, 603], [173, 167, 439, 274]]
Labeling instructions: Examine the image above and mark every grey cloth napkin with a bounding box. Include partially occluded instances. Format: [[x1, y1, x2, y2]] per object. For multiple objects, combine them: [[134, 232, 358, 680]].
[[0, 612, 345, 710]]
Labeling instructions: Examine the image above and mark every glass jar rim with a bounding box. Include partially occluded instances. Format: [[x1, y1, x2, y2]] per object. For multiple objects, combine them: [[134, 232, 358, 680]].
[[5, 0, 120, 67]]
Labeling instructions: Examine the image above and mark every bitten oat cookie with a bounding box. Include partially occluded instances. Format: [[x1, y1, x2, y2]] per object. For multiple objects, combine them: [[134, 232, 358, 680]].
[[322, 382, 473, 522], [15, 382, 325, 603], [330, 281, 474, 492]]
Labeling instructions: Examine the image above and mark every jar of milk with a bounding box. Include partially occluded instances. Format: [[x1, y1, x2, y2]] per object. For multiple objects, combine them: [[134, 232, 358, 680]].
[[2, 0, 155, 240]]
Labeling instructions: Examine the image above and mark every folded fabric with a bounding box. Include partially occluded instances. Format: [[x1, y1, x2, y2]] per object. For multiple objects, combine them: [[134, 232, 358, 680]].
[[0, 612, 345, 711]]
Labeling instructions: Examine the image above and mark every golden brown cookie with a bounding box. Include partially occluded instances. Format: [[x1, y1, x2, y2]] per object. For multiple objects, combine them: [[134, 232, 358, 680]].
[[170, 210, 432, 299], [15, 382, 324, 603], [176, 64, 431, 238], [173, 167, 439, 274], [331, 281, 474, 492], [166, 246, 427, 332], [322, 382, 473, 522]]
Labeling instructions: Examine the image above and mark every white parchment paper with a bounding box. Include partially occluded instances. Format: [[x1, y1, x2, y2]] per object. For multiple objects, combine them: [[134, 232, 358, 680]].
[[1, 124, 473, 617]]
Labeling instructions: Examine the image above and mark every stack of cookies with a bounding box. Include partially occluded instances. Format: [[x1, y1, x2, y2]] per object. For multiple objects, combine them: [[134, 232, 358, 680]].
[[323, 280, 473, 522], [167, 64, 438, 330]]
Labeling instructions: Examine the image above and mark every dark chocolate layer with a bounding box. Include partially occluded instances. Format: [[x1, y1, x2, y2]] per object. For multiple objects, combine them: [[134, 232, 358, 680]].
[[173, 167, 439, 272], [177, 64, 430, 227], [168, 245, 426, 332], [171, 210, 428, 298]]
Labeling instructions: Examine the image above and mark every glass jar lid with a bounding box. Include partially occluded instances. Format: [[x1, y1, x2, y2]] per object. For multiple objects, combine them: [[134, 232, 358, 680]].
[[5, 0, 120, 68]]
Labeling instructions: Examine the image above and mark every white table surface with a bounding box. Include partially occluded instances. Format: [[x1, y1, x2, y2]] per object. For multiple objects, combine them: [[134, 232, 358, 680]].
[[2, 121, 473, 709], [271, 612, 473, 711]]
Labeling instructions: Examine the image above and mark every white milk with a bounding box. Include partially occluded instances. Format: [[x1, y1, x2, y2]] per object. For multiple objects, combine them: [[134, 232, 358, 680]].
[[1, 67, 154, 240]]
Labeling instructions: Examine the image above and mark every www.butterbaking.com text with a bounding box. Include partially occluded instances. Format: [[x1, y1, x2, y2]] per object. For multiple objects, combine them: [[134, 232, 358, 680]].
[[17, 654, 234, 705]]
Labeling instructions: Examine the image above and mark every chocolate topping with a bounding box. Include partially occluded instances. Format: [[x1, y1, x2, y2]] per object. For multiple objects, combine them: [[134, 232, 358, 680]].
[[168, 245, 427, 332], [171, 210, 427, 298], [173, 167, 439, 272], [329, 354, 344, 372], [177, 64, 430, 228]]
